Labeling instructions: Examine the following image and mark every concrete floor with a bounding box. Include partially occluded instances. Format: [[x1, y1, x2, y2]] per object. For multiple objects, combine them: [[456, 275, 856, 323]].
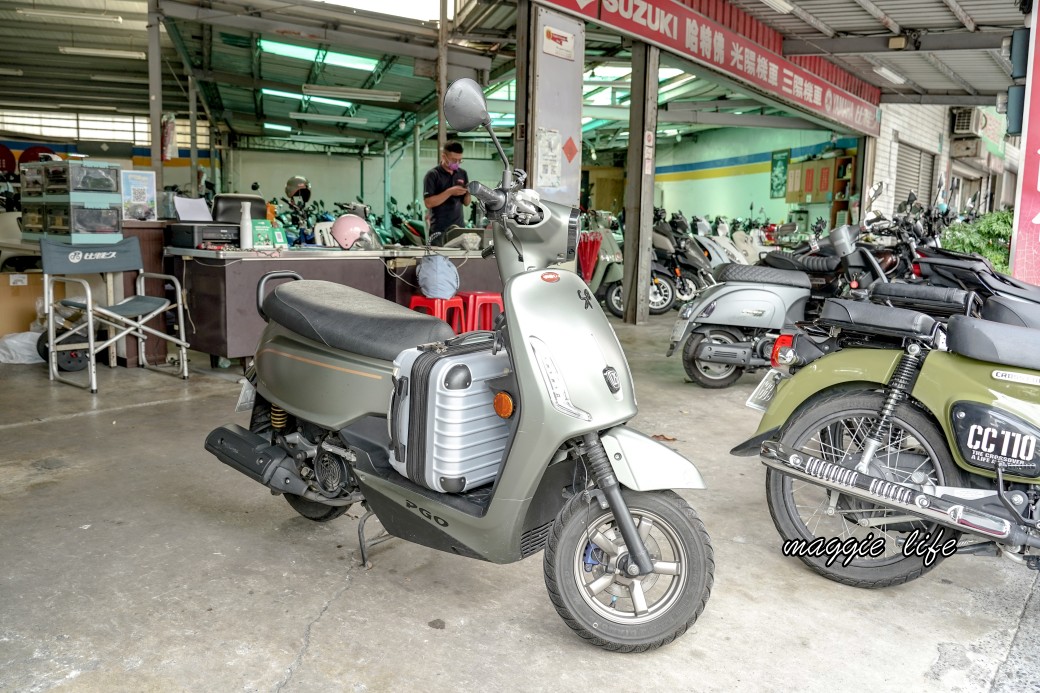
[[1, 313, 1037, 692]]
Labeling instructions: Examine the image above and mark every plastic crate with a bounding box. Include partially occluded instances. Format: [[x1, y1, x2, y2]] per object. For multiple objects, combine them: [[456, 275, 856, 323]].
[[45, 205, 69, 236], [44, 161, 121, 194], [19, 203, 45, 232], [19, 163, 46, 197]]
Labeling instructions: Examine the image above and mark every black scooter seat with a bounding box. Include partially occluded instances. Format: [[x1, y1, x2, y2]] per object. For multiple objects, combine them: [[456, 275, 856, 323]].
[[263, 280, 456, 362], [761, 250, 841, 275], [947, 315, 1040, 372], [819, 298, 937, 339], [713, 262, 811, 289]]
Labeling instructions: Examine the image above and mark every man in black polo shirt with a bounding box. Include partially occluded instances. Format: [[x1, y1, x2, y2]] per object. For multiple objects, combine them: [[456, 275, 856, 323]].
[[423, 141, 471, 245]]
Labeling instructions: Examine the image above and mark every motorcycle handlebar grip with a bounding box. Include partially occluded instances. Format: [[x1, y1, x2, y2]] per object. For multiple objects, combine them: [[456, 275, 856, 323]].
[[468, 181, 506, 211]]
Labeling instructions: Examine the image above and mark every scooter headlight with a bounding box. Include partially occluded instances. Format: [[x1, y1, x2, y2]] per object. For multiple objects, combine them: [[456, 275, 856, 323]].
[[529, 337, 592, 421]]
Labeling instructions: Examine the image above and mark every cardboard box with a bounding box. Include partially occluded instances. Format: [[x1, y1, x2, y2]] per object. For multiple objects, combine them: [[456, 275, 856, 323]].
[[0, 271, 64, 337]]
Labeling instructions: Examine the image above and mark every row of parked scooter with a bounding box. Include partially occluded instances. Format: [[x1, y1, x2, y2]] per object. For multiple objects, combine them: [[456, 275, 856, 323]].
[[578, 206, 781, 319], [667, 178, 986, 388]]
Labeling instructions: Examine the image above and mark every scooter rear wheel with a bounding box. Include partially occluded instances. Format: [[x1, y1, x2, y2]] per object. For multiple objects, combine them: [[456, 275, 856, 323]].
[[682, 329, 743, 388], [544, 489, 713, 652]]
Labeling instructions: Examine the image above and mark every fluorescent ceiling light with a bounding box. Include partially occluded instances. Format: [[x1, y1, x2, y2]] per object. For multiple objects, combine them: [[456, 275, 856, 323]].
[[301, 84, 400, 102], [59, 46, 146, 60], [264, 123, 293, 132], [18, 8, 123, 23], [0, 68, 23, 77], [257, 39, 378, 72], [760, 0, 793, 14], [91, 74, 149, 85], [288, 111, 367, 125], [0, 100, 58, 109], [872, 65, 907, 85], [261, 88, 354, 109], [59, 103, 119, 111]]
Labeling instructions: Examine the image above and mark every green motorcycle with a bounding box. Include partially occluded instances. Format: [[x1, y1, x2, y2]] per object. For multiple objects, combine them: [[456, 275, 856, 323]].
[[733, 297, 1040, 587]]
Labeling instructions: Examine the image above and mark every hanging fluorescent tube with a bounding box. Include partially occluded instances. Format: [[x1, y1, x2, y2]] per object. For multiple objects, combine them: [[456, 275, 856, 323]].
[[288, 111, 368, 125], [0, 68, 23, 77], [59, 46, 146, 60], [59, 104, 119, 111], [18, 8, 123, 23], [263, 123, 293, 132], [301, 84, 401, 102], [872, 65, 907, 85], [760, 0, 793, 14], [91, 74, 150, 85]]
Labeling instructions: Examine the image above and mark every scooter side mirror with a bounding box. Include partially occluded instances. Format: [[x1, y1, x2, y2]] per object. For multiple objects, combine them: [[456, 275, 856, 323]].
[[868, 181, 884, 203], [444, 78, 491, 132], [907, 190, 918, 205]]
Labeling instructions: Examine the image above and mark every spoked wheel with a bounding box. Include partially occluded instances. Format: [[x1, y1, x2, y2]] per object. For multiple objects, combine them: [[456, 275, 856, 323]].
[[249, 394, 349, 523], [648, 273, 676, 315], [544, 489, 713, 652], [681, 329, 743, 388], [766, 391, 963, 588]]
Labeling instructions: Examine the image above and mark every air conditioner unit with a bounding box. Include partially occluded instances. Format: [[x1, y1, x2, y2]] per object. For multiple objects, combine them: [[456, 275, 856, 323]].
[[951, 107, 985, 136]]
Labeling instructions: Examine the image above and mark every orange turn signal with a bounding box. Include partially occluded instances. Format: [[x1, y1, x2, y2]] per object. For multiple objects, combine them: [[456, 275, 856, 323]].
[[493, 392, 515, 419]]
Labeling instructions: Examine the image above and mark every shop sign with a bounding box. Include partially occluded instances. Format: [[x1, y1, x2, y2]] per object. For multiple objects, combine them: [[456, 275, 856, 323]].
[[1011, 23, 1040, 283], [543, 26, 577, 60], [540, 0, 881, 136]]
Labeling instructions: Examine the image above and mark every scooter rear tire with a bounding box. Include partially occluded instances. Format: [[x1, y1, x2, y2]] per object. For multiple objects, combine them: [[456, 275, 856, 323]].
[[681, 330, 743, 388], [544, 489, 713, 652]]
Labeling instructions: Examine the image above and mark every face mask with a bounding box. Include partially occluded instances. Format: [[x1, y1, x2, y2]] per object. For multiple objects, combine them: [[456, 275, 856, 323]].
[[446, 161, 460, 172]]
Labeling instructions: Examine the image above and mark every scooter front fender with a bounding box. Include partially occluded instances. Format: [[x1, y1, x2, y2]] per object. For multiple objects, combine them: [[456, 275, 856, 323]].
[[600, 426, 706, 490]]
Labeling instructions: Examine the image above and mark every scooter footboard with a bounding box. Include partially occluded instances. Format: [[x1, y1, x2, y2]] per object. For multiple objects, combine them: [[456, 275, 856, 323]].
[[600, 426, 706, 491]]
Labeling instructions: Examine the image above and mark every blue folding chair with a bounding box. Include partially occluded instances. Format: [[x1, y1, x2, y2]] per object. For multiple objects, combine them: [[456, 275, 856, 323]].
[[40, 238, 189, 393]]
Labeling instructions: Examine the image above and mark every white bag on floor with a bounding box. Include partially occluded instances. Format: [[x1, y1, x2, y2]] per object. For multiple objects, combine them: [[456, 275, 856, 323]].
[[0, 332, 44, 364]]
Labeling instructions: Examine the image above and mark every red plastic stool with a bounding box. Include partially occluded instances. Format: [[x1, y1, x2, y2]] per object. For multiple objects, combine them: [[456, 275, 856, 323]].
[[408, 295, 465, 334], [457, 291, 504, 332]]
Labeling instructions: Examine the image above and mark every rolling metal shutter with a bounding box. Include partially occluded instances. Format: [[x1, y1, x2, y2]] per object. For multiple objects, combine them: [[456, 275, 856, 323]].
[[894, 143, 935, 210]]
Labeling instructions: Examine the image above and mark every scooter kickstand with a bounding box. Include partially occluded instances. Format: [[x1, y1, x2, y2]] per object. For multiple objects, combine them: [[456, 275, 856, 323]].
[[357, 506, 394, 568]]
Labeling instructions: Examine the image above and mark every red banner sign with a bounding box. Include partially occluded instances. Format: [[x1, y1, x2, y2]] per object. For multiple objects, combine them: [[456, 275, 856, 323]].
[[1011, 25, 1040, 283], [541, 0, 881, 136]]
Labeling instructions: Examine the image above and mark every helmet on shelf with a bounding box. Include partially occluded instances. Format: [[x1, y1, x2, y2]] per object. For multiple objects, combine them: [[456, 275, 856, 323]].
[[284, 175, 311, 204], [330, 214, 371, 250]]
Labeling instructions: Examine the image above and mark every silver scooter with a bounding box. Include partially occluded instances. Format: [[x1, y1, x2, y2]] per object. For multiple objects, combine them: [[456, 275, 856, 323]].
[[203, 78, 714, 652], [666, 215, 888, 388]]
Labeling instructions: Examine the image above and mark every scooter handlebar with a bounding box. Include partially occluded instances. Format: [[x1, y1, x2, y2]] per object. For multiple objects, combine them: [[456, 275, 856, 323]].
[[468, 181, 506, 212]]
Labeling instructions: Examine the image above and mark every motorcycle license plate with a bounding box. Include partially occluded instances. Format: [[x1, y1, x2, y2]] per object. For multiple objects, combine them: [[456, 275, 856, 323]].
[[746, 369, 783, 412], [235, 380, 256, 413]]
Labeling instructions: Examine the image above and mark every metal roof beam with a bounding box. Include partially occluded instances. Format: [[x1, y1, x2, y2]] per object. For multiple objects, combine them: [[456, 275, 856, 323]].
[[849, 0, 901, 35], [789, 3, 837, 38], [941, 0, 977, 32], [158, 0, 493, 71], [923, 52, 977, 95], [784, 32, 1008, 55], [225, 110, 384, 143], [880, 93, 999, 106]]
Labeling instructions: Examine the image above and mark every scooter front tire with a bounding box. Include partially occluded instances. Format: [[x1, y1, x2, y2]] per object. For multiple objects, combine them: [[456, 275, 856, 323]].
[[543, 489, 713, 652]]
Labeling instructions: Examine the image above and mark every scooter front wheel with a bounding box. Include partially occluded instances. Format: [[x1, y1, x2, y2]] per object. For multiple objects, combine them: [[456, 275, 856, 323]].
[[544, 489, 713, 652]]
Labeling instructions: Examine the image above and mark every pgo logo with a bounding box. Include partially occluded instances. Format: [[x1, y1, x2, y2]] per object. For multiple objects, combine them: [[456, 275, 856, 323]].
[[68, 251, 83, 263]]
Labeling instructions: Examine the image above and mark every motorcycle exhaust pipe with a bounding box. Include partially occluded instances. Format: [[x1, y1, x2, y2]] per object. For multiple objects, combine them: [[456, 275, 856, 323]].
[[695, 341, 770, 368], [205, 424, 312, 497], [760, 441, 1040, 548]]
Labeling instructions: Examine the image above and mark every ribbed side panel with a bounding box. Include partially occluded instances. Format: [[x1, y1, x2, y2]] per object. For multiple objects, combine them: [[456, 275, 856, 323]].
[[520, 522, 552, 558]]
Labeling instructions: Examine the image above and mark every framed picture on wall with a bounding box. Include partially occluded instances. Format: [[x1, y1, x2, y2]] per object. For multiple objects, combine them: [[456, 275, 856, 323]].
[[770, 150, 790, 199]]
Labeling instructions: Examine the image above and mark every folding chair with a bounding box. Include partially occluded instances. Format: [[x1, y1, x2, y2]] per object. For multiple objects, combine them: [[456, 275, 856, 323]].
[[40, 237, 189, 393]]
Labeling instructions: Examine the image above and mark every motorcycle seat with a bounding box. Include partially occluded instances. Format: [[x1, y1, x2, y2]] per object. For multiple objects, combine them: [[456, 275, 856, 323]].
[[713, 262, 810, 289], [761, 250, 841, 275], [869, 283, 979, 318], [819, 298, 937, 339], [263, 280, 456, 362], [947, 315, 1040, 372], [982, 296, 1040, 329]]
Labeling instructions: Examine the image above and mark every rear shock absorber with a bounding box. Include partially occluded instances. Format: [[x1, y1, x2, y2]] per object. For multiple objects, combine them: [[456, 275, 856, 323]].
[[270, 404, 287, 431], [854, 343, 923, 474]]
